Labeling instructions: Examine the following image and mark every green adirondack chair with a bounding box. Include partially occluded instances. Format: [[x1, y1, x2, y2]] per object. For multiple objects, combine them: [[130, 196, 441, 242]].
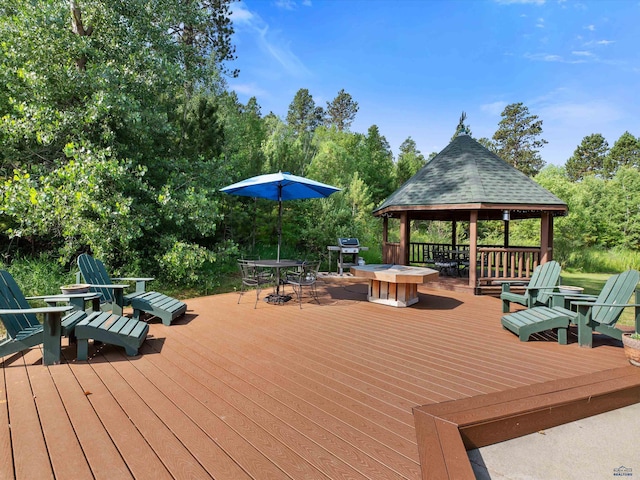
[[0, 270, 86, 363], [0, 270, 148, 363], [77, 253, 187, 326], [501, 269, 640, 347], [500, 260, 562, 313]]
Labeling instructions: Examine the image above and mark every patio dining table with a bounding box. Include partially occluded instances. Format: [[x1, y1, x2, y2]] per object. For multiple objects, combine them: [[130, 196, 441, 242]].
[[437, 249, 470, 276], [251, 259, 303, 304]]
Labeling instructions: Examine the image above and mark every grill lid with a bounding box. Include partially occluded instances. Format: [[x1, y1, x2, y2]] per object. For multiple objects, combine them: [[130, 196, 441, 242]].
[[338, 237, 359, 247]]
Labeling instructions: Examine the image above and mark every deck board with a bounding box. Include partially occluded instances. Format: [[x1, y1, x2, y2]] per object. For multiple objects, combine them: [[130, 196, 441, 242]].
[[1, 280, 636, 479], [27, 361, 94, 479], [5, 349, 54, 479], [158, 322, 411, 480], [0, 359, 14, 480], [64, 352, 172, 480]]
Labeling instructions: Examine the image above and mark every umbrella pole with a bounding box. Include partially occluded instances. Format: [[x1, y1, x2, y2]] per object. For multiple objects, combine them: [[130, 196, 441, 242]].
[[277, 186, 282, 262]]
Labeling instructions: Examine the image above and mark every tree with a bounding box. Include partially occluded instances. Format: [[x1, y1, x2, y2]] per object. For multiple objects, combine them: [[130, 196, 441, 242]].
[[357, 125, 394, 204], [262, 116, 303, 174], [0, 1, 238, 283], [477, 137, 498, 153], [286, 88, 323, 175], [307, 126, 361, 188], [565, 134, 608, 182], [607, 167, 640, 249], [219, 92, 265, 179], [168, 0, 238, 84], [286, 88, 323, 135], [492, 103, 547, 176], [604, 131, 640, 178], [395, 137, 426, 186], [324, 89, 358, 131]]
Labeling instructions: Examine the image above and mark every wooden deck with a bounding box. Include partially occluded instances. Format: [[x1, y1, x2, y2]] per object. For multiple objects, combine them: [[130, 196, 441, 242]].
[[2, 279, 639, 479]]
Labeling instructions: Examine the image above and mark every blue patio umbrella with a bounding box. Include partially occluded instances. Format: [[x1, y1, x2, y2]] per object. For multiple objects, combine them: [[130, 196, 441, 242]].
[[220, 172, 340, 261]]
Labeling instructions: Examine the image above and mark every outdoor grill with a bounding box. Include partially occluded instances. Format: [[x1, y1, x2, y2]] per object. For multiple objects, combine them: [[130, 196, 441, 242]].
[[328, 237, 368, 275]]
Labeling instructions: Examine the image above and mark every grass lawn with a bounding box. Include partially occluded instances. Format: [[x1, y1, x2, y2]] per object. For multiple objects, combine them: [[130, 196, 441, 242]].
[[561, 271, 638, 328]]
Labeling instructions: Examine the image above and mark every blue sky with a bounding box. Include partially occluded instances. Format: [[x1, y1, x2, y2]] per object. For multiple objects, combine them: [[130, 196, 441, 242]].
[[228, 0, 639, 166]]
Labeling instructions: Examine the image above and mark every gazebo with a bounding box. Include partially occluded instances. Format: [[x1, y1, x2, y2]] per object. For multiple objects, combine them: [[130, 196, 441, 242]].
[[373, 133, 568, 293]]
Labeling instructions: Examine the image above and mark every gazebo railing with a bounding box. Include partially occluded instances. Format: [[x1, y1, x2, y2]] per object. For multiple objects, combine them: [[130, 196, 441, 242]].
[[409, 242, 460, 264], [477, 247, 541, 283], [384, 242, 542, 283]]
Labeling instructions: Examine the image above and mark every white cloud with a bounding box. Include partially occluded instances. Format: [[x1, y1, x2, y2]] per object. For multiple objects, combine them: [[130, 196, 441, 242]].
[[541, 101, 621, 124], [232, 2, 311, 78], [585, 24, 596, 31], [494, 0, 545, 5], [525, 52, 564, 62], [536, 17, 545, 28], [275, 0, 296, 10], [274, 0, 313, 8], [531, 89, 622, 126], [255, 27, 311, 77], [524, 52, 593, 64], [532, 97, 624, 164], [228, 82, 269, 98], [231, 3, 254, 24], [480, 101, 508, 116], [597, 39, 615, 46]]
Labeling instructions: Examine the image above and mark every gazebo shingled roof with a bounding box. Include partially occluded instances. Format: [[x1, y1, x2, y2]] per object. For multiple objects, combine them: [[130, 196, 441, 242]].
[[374, 133, 568, 221]]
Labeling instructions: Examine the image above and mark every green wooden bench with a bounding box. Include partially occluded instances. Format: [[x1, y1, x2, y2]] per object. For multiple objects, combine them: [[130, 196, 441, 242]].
[[75, 311, 149, 360]]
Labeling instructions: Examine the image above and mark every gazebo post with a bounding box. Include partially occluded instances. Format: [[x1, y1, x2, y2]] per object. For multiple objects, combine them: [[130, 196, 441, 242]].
[[382, 215, 388, 244], [504, 219, 510, 248], [540, 212, 551, 264], [400, 212, 410, 265], [451, 220, 457, 249], [469, 211, 478, 288], [549, 214, 555, 261]]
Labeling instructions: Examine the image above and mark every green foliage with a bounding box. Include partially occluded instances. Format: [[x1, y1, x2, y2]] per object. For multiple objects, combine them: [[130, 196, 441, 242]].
[[565, 133, 608, 181], [358, 125, 395, 204], [0, 253, 74, 298], [0, 2, 239, 281], [324, 89, 358, 131], [559, 246, 640, 273], [262, 116, 304, 174], [0, 146, 145, 261], [604, 131, 640, 178], [286, 88, 323, 135], [158, 239, 219, 285], [307, 126, 361, 187], [536, 165, 640, 256], [395, 137, 426, 187]]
